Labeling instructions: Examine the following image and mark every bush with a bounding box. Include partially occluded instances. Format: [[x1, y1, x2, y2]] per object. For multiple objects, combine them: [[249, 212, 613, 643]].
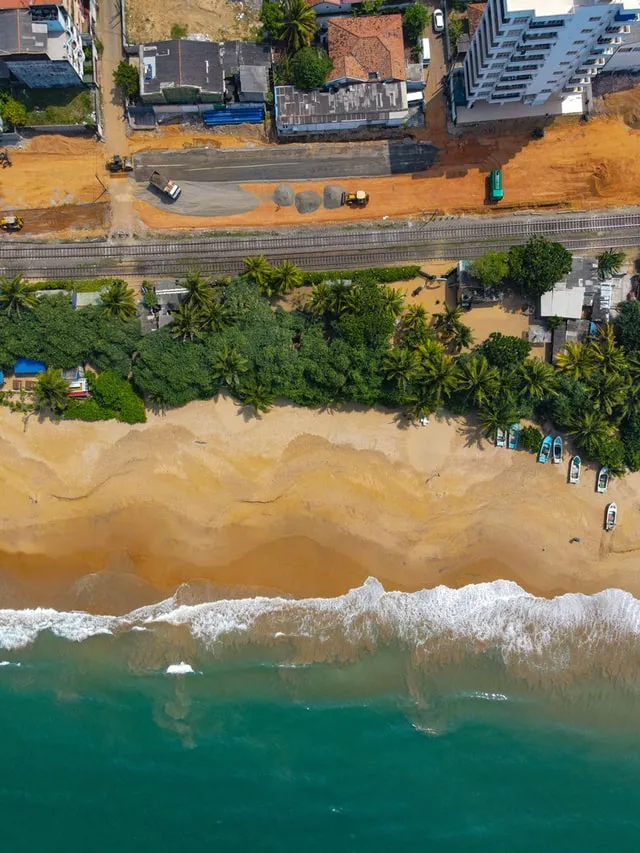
[[113, 60, 138, 97], [170, 23, 188, 38], [65, 371, 146, 424], [448, 12, 464, 45], [33, 278, 115, 293], [305, 266, 421, 286], [65, 398, 115, 422], [403, 3, 430, 42], [93, 38, 104, 56], [290, 47, 333, 90], [519, 425, 543, 453], [1, 97, 27, 127]]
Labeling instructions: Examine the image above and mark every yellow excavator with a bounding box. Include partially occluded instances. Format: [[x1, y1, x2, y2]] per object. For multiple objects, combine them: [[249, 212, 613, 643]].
[[0, 215, 24, 232], [341, 190, 369, 207]]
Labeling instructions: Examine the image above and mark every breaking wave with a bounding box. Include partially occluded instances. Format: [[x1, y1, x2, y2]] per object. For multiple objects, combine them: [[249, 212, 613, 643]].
[[1, 578, 640, 688]]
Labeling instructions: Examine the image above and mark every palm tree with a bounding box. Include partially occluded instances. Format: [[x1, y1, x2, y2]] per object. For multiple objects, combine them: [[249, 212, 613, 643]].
[[330, 281, 352, 316], [590, 329, 627, 375], [418, 350, 458, 406], [182, 271, 214, 313], [381, 285, 404, 319], [279, 0, 316, 53], [243, 255, 272, 290], [383, 347, 418, 391], [455, 355, 499, 408], [403, 304, 428, 329], [101, 279, 137, 321], [432, 305, 463, 343], [402, 386, 439, 423], [567, 409, 614, 459], [555, 341, 598, 380], [597, 249, 625, 280], [238, 381, 274, 415], [170, 304, 204, 341], [447, 322, 474, 354], [415, 338, 444, 365], [588, 371, 629, 417], [479, 395, 521, 439], [33, 368, 69, 416], [307, 282, 333, 318], [0, 274, 38, 317], [269, 260, 303, 296], [200, 299, 231, 334], [517, 358, 557, 403], [626, 352, 640, 384], [212, 343, 248, 390]]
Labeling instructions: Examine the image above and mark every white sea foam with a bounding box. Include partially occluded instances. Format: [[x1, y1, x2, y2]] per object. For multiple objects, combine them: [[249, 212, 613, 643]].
[[0, 579, 639, 682], [166, 662, 197, 675], [0, 661, 21, 667]]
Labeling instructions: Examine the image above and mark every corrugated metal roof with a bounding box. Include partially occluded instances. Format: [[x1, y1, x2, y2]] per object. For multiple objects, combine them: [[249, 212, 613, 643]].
[[540, 285, 585, 319]]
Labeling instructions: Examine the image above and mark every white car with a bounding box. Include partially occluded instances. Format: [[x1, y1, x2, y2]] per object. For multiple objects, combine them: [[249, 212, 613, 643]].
[[433, 8, 445, 32]]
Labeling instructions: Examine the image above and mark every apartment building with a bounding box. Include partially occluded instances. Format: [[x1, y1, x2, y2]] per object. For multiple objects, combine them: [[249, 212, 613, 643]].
[[463, 0, 639, 109]]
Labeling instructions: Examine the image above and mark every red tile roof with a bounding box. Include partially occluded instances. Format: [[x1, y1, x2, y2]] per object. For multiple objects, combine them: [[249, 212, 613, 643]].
[[327, 15, 406, 84], [467, 3, 486, 39]]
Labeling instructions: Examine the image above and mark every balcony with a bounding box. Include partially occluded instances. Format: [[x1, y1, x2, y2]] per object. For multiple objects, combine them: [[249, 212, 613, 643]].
[[564, 86, 583, 94], [598, 36, 622, 45]]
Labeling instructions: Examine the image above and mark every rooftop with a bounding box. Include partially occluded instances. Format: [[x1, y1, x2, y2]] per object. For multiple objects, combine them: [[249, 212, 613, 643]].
[[539, 256, 598, 319], [140, 40, 225, 96], [467, 3, 486, 39], [327, 15, 406, 84], [505, 0, 639, 16], [276, 81, 407, 127]]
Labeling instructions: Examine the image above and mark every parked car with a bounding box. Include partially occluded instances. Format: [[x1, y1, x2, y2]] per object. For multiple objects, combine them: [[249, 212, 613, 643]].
[[433, 9, 445, 32]]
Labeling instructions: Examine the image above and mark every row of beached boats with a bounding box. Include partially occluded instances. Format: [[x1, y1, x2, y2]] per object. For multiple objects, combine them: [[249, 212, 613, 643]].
[[495, 424, 519, 450]]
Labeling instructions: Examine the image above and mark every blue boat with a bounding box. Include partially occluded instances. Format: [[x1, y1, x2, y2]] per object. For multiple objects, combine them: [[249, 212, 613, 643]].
[[538, 434, 552, 463], [507, 423, 519, 450], [552, 435, 563, 464]]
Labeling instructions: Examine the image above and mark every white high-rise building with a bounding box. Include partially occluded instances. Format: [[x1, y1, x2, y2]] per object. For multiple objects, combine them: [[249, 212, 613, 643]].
[[464, 0, 639, 108]]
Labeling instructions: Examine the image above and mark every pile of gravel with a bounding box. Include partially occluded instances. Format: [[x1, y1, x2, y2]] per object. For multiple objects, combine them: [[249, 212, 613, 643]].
[[323, 185, 345, 209], [273, 184, 295, 206], [295, 191, 322, 214]]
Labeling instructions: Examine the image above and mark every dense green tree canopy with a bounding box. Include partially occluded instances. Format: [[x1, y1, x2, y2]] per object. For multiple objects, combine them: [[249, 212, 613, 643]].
[[470, 252, 509, 289], [479, 332, 531, 369], [508, 236, 572, 297], [403, 3, 430, 41], [290, 47, 333, 90]]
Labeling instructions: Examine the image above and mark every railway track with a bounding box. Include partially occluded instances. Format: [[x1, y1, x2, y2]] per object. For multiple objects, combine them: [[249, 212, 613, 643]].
[[0, 209, 639, 278]]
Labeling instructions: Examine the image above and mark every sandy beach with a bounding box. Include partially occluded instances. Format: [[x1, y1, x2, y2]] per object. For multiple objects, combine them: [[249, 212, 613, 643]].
[[1, 396, 640, 613]]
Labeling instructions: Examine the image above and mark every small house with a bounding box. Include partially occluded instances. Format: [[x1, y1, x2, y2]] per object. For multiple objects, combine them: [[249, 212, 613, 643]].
[[62, 366, 89, 398], [539, 257, 598, 320]]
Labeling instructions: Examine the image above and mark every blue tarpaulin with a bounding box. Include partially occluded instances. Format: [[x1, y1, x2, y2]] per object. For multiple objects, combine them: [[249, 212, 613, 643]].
[[202, 106, 264, 126], [0, 370, 4, 386], [14, 358, 46, 375]]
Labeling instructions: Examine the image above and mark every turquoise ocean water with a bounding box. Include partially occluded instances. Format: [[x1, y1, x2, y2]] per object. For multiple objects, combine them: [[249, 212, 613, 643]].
[[2, 577, 640, 852]]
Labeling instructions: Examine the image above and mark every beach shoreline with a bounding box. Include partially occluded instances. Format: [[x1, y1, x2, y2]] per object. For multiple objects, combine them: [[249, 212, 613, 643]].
[[1, 396, 639, 614]]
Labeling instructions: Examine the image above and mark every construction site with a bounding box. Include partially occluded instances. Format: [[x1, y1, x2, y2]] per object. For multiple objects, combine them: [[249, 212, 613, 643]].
[[3, 91, 640, 237]]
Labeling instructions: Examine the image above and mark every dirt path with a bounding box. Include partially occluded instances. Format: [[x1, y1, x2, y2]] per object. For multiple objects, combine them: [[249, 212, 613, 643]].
[[95, 0, 137, 237]]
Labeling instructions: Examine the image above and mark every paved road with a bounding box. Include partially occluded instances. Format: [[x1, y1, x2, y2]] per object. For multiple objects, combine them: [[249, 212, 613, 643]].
[[133, 141, 439, 184], [1, 209, 639, 278]]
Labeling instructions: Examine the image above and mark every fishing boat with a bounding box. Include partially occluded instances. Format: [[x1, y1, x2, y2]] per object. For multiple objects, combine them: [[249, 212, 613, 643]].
[[569, 455, 581, 485], [605, 502, 617, 532], [552, 435, 563, 464], [538, 434, 552, 463], [496, 427, 507, 448], [507, 423, 519, 450], [597, 466, 609, 494]]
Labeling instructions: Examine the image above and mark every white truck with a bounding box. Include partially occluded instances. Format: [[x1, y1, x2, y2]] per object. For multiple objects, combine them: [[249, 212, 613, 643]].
[[149, 170, 181, 200]]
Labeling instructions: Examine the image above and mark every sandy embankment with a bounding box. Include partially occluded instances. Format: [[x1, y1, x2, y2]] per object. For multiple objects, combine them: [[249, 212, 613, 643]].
[[1, 397, 640, 614]]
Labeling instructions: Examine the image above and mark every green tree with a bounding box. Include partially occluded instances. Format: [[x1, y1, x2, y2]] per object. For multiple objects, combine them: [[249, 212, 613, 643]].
[[33, 368, 69, 416], [182, 271, 214, 313], [279, 0, 316, 53], [0, 274, 38, 317], [383, 347, 417, 391], [615, 301, 640, 352], [1, 97, 27, 127], [418, 349, 458, 406], [469, 251, 509, 289], [238, 380, 274, 415], [290, 47, 333, 89], [567, 409, 614, 460], [432, 305, 463, 343], [212, 343, 249, 390], [517, 358, 557, 403], [403, 3, 430, 41], [101, 280, 137, 321], [480, 332, 531, 369], [448, 11, 464, 45], [269, 260, 303, 295], [587, 371, 629, 418], [112, 59, 139, 97], [170, 304, 204, 342], [201, 299, 231, 334], [381, 286, 405, 319], [479, 395, 521, 439], [261, 0, 284, 38], [447, 322, 474, 354], [597, 249, 625, 280], [546, 315, 563, 332], [519, 425, 543, 453], [141, 282, 158, 311], [508, 236, 572, 297], [555, 341, 598, 381], [243, 255, 273, 291], [307, 281, 333, 317], [403, 385, 439, 423], [455, 355, 499, 407]]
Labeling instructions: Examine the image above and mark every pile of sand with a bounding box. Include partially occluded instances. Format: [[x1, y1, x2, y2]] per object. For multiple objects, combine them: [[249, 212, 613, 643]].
[[273, 184, 294, 206], [323, 185, 345, 209], [295, 191, 322, 214]]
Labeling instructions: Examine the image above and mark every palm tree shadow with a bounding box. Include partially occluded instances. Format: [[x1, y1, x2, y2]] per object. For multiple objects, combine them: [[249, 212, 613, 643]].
[[457, 417, 487, 450], [391, 411, 413, 430], [235, 403, 264, 422]]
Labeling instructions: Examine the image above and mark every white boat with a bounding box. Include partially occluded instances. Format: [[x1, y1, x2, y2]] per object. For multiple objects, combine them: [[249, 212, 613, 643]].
[[597, 466, 609, 494], [605, 502, 617, 532], [569, 456, 581, 485], [552, 435, 563, 464], [496, 427, 507, 448]]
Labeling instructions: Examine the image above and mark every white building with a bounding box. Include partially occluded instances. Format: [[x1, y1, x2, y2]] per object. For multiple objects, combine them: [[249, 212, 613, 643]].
[[463, 0, 640, 110]]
